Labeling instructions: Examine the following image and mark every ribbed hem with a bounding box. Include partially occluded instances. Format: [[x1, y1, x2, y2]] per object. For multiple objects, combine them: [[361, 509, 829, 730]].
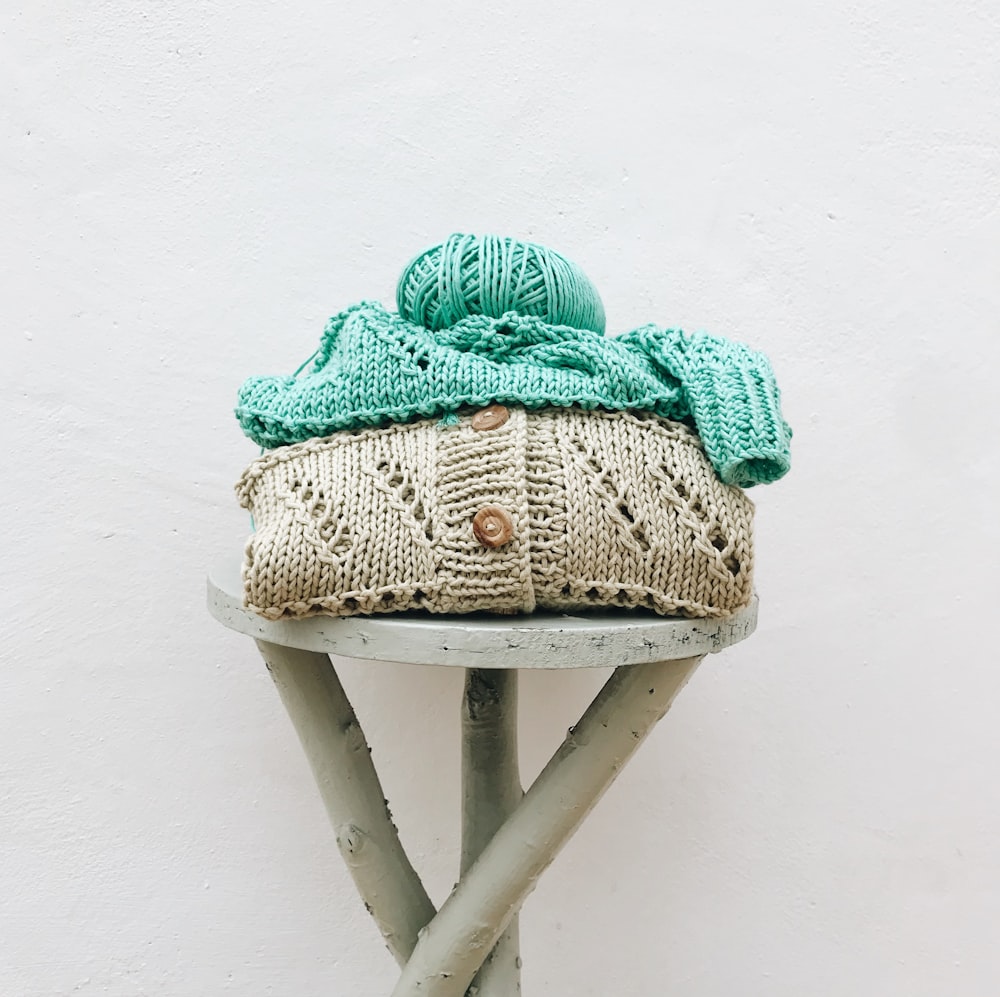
[[630, 328, 792, 487]]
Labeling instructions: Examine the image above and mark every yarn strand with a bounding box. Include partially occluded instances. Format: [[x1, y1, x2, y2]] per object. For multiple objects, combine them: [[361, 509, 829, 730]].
[[397, 233, 606, 334]]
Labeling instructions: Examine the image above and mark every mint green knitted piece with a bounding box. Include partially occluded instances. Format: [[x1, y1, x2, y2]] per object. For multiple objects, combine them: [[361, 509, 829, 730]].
[[235, 302, 792, 487]]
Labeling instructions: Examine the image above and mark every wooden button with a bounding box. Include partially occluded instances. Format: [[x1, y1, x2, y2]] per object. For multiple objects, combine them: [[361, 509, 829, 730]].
[[471, 404, 510, 431], [472, 506, 514, 548]]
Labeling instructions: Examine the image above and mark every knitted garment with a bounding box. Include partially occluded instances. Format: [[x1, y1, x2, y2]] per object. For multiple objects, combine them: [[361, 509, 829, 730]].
[[236, 302, 792, 488], [236, 405, 755, 621]]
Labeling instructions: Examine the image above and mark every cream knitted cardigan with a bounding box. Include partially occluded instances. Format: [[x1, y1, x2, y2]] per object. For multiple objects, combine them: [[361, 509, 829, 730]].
[[236, 405, 755, 621]]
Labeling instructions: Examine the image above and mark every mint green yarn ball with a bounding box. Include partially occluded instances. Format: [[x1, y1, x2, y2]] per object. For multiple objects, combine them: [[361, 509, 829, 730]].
[[397, 233, 606, 334]]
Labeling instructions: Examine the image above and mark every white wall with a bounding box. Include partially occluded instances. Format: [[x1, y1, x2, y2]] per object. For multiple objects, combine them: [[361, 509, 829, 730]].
[[3, 2, 999, 994]]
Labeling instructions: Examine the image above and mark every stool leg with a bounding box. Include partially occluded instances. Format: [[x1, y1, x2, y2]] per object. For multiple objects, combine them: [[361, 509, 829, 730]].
[[391, 654, 704, 997], [461, 669, 523, 996], [255, 640, 436, 966]]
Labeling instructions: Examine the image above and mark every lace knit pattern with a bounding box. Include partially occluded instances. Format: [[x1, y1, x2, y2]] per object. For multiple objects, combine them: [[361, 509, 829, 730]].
[[236, 406, 755, 621], [235, 302, 791, 488]]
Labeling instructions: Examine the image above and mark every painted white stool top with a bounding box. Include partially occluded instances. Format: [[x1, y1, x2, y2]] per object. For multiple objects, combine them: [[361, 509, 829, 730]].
[[207, 559, 758, 669]]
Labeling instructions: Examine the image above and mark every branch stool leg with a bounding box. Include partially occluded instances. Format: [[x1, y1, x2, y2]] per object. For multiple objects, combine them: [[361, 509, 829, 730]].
[[391, 654, 704, 997], [461, 669, 523, 996], [255, 641, 436, 966]]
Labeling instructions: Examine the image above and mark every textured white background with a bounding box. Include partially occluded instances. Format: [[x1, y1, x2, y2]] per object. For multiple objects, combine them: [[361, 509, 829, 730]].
[[3, 2, 999, 995]]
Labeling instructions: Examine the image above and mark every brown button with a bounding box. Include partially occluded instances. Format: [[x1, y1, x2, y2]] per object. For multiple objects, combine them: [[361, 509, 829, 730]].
[[472, 505, 514, 548], [471, 404, 510, 431]]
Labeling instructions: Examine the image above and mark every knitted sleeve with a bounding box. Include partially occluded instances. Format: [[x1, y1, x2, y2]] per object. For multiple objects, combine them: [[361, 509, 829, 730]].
[[618, 325, 792, 487]]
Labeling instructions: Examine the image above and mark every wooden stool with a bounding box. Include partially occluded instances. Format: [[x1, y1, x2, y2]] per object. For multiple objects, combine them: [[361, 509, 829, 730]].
[[207, 560, 757, 996]]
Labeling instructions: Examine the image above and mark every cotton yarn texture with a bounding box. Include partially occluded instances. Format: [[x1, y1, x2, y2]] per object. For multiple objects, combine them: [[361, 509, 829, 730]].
[[236, 304, 791, 488], [237, 407, 755, 620], [396, 233, 607, 334], [234, 232, 791, 621]]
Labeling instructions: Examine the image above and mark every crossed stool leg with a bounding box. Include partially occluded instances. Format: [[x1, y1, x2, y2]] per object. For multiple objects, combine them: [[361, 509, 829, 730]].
[[256, 640, 703, 997]]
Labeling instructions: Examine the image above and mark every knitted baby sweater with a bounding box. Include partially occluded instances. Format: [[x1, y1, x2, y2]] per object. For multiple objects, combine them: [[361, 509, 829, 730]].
[[236, 303, 792, 488], [237, 406, 756, 620]]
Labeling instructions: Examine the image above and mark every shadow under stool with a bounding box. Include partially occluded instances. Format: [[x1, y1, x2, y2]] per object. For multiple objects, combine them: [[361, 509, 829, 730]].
[[207, 559, 758, 996]]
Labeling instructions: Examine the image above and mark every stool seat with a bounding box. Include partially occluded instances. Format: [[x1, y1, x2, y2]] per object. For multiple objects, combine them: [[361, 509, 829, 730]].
[[207, 558, 758, 668]]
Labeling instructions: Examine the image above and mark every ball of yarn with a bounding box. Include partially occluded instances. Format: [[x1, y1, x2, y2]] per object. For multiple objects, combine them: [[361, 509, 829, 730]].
[[397, 233, 606, 334]]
